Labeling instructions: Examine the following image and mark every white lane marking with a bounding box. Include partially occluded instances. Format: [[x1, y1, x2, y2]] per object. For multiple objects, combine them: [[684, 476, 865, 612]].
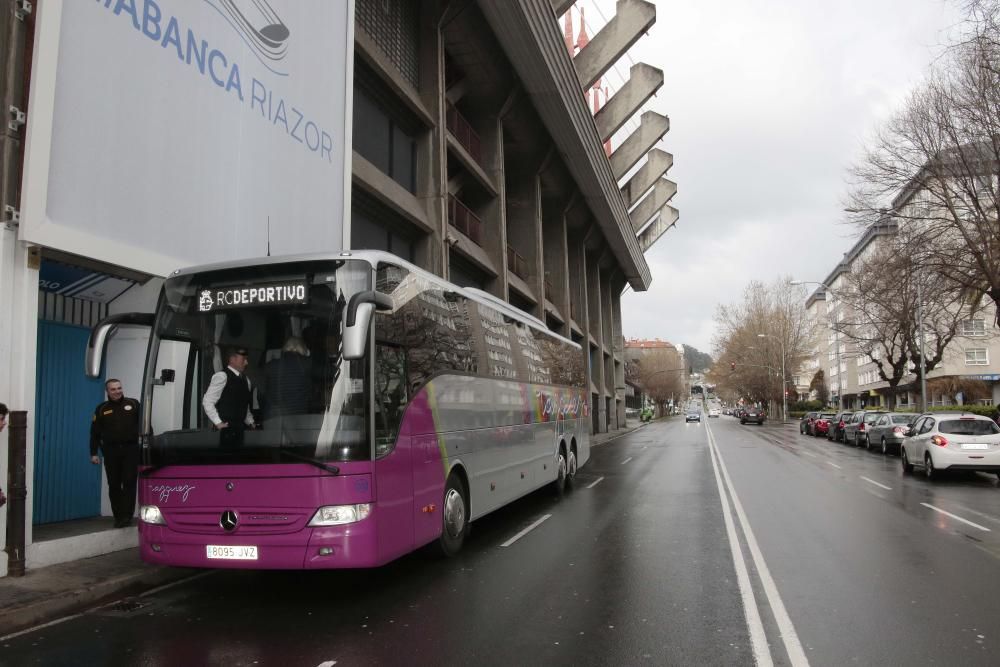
[[799, 450, 818, 458], [708, 423, 810, 667], [138, 570, 215, 598], [705, 424, 772, 667], [826, 461, 843, 469], [621, 457, 633, 465], [860, 476, 892, 491], [0, 570, 216, 642], [0, 612, 85, 642], [921, 503, 991, 532], [316, 662, 337, 667], [586, 476, 605, 489], [500, 514, 552, 547]]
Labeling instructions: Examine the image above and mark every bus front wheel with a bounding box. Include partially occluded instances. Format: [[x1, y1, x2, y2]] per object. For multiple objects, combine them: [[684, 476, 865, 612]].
[[438, 474, 468, 557]]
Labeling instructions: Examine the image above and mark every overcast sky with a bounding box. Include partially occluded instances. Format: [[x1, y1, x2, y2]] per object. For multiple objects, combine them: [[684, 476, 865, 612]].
[[594, 0, 965, 354]]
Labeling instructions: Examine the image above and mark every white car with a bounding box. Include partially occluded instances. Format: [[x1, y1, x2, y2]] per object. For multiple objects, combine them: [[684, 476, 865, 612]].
[[901, 413, 1000, 480], [708, 408, 720, 418]]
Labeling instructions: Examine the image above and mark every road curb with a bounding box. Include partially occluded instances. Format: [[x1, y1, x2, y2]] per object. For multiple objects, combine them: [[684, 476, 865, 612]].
[[0, 566, 196, 639]]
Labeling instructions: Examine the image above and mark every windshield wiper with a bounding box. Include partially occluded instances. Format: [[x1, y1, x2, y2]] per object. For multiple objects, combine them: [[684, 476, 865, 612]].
[[277, 448, 340, 475]]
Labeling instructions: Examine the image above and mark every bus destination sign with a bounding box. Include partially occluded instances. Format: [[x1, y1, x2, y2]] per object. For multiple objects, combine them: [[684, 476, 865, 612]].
[[198, 282, 308, 312]]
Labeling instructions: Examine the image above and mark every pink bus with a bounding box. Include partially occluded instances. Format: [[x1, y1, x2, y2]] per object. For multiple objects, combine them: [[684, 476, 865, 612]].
[[87, 251, 590, 568]]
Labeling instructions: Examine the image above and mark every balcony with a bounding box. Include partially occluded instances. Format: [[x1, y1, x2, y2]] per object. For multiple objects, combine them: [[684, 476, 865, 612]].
[[507, 245, 528, 280], [446, 102, 483, 166], [448, 195, 483, 246]]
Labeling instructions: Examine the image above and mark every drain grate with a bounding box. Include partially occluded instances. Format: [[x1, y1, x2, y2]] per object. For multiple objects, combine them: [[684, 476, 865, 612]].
[[90, 597, 156, 617]]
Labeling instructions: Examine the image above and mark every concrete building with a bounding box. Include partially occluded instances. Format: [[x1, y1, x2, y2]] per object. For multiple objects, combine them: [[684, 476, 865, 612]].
[[0, 1, 676, 575]]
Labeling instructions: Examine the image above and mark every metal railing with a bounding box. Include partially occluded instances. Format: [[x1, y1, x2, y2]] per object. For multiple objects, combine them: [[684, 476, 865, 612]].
[[507, 245, 528, 280], [447, 195, 483, 246], [446, 102, 483, 165]]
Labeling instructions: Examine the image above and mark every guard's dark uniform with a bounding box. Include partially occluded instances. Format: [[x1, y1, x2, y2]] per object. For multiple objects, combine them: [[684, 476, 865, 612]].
[[90, 397, 141, 526], [217, 368, 252, 446]]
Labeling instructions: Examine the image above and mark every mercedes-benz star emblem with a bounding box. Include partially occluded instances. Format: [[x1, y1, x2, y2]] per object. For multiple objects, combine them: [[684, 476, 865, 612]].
[[220, 510, 239, 532], [226, 482, 235, 492]]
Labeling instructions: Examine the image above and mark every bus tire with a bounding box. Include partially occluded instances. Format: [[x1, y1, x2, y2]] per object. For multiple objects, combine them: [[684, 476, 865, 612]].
[[552, 446, 568, 495], [566, 445, 578, 487], [437, 474, 468, 557]]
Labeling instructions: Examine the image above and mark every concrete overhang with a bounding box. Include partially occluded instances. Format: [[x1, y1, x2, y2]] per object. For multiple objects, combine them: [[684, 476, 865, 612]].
[[637, 205, 678, 252], [478, 0, 652, 291]]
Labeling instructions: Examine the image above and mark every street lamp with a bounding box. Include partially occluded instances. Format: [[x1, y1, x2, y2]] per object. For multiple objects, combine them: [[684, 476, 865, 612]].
[[790, 279, 844, 411], [757, 333, 787, 422]]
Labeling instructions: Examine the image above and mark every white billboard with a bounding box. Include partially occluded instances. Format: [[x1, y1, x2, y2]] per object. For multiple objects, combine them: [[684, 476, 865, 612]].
[[21, 0, 354, 277]]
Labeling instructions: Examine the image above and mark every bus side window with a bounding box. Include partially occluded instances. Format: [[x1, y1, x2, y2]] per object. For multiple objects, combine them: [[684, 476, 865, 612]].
[[374, 343, 407, 458]]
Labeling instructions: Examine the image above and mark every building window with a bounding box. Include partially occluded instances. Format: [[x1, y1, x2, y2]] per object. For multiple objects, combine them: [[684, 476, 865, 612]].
[[353, 86, 418, 193], [962, 319, 986, 337], [356, 0, 420, 88], [966, 348, 989, 365]]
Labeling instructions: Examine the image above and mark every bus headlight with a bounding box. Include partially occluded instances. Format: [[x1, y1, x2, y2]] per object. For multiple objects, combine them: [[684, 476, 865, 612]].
[[308, 504, 372, 526], [140, 505, 166, 525]]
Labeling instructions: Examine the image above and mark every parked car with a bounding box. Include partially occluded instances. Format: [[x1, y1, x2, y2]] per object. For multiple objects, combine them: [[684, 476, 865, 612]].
[[813, 412, 838, 437], [901, 413, 1000, 480], [867, 412, 915, 455], [843, 410, 887, 448], [741, 408, 766, 425], [709, 408, 720, 418], [799, 411, 821, 435], [826, 411, 853, 442], [686, 410, 701, 423]]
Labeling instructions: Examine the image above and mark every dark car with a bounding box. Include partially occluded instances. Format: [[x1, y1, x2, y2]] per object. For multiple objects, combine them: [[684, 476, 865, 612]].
[[826, 411, 853, 442], [800, 411, 821, 435], [741, 408, 766, 425], [813, 412, 838, 437]]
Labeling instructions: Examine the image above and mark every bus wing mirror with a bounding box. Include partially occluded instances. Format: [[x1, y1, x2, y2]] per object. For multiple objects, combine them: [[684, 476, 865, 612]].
[[86, 313, 154, 378], [343, 291, 393, 360]]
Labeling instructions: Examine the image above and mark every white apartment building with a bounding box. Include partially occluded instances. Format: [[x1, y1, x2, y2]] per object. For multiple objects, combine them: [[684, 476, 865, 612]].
[[804, 221, 1000, 410]]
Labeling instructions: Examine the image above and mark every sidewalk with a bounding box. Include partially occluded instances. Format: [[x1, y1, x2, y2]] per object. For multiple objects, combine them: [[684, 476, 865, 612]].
[[592, 418, 650, 447], [0, 547, 195, 637]]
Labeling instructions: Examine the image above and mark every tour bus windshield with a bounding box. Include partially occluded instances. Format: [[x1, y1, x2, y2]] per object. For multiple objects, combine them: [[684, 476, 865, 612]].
[[145, 259, 372, 467]]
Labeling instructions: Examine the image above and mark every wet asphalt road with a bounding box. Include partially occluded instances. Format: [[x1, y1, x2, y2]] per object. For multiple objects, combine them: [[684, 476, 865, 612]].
[[6, 416, 1000, 666]]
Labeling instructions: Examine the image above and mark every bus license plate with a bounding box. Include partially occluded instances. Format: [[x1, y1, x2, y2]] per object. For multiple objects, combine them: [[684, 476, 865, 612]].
[[206, 545, 258, 560]]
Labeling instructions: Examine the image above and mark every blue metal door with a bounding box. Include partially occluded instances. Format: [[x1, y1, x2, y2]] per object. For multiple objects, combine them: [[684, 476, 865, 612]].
[[34, 321, 106, 523]]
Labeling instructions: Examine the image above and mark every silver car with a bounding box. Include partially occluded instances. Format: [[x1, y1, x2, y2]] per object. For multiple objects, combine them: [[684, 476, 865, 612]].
[[842, 410, 887, 448], [867, 412, 916, 455], [901, 413, 1000, 480]]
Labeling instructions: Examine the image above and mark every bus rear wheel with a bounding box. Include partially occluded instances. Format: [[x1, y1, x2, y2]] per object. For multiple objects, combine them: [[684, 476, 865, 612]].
[[437, 474, 468, 557], [552, 448, 568, 495], [566, 447, 578, 487]]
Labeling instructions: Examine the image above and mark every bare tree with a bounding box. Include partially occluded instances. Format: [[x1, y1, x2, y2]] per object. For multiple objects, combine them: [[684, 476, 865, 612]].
[[632, 347, 685, 414], [712, 278, 815, 417], [847, 5, 1000, 323]]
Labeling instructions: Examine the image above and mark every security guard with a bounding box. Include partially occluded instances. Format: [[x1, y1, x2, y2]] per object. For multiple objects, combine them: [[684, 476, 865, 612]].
[[202, 346, 257, 447], [90, 379, 141, 528]]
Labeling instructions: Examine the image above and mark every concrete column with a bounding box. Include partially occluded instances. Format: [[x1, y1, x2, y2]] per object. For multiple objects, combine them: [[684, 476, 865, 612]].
[[574, 0, 656, 91], [594, 63, 663, 143], [418, 9, 447, 276], [477, 115, 509, 300], [542, 199, 571, 335], [586, 250, 606, 433], [611, 281, 626, 428], [609, 111, 669, 180], [638, 205, 679, 252], [621, 149, 673, 209], [504, 171, 543, 316], [629, 178, 677, 234]]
